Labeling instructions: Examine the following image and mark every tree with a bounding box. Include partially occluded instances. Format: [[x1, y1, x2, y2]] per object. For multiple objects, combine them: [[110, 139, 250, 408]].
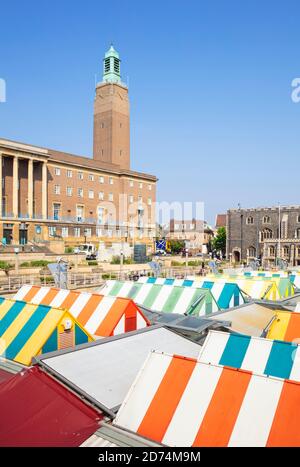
[[212, 227, 226, 256], [169, 240, 185, 254]]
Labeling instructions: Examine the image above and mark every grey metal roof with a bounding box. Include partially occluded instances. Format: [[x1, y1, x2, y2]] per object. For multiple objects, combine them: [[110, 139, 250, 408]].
[[35, 325, 201, 415], [139, 306, 231, 343], [0, 357, 25, 375], [81, 422, 161, 447]]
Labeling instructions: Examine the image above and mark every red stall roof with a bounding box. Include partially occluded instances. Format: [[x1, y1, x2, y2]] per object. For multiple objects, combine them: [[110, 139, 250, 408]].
[[0, 369, 14, 384], [0, 366, 102, 447]]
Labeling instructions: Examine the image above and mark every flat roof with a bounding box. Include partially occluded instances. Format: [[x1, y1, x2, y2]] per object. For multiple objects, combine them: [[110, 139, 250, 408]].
[[35, 325, 201, 414]]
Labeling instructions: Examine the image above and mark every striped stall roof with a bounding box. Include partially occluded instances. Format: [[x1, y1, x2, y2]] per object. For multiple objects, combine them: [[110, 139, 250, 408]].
[[207, 303, 276, 336], [99, 280, 219, 316], [242, 271, 300, 289], [199, 330, 300, 380], [206, 275, 294, 300], [137, 277, 246, 309], [0, 297, 93, 365], [114, 351, 300, 447], [14, 285, 150, 337], [266, 311, 300, 343]]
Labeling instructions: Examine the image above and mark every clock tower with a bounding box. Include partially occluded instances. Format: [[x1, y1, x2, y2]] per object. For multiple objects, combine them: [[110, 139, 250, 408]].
[[93, 45, 130, 169]]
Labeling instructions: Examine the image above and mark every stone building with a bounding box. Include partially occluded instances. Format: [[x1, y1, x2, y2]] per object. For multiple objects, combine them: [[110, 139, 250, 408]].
[[168, 219, 214, 253], [226, 205, 300, 267], [0, 46, 157, 247]]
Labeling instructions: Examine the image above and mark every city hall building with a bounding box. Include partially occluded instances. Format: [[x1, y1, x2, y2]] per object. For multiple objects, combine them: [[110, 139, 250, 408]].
[[0, 46, 157, 247], [226, 205, 300, 267]]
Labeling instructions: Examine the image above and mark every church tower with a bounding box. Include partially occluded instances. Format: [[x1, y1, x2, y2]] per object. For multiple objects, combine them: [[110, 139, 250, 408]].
[[93, 45, 130, 169]]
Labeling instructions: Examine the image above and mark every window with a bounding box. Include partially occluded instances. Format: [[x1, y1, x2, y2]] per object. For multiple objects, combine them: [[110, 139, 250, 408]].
[[54, 167, 61, 176], [108, 193, 113, 201], [283, 246, 289, 257], [148, 198, 152, 206], [120, 150, 122, 156], [67, 170, 72, 178], [263, 215, 271, 224], [53, 203, 61, 220], [246, 216, 254, 225], [85, 228, 92, 238], [99, 176, 104, 184], [109, 177, 113, 185], [139, 182, 143, 189], [97, 207, 104, 224], [88, 174, 94, 181], [98, 191, 104, 200], [260, 228, 273, 240], [78, 188, 83, 198], [296, 228, 300, 239], [104, 57, 110, 72], [61, 227, 69, 238], [96, 227, 103, 237], [48, 226, 56, 237], [297, 215, 300, 223], [129, 180, 134, 187], [148, 184, 152, 191], [74, 227, 81, 238], [66, 186, 72, 197], [54, 185, 60, 195], [248, 246, 256, 258], [138, 195, 142, 204], [129, 195, 133, 203], [101, 122, 104, 128], [78, 171, 83, 180], [269, 246, 275, 256], [76, 205, 84, 222], [88, 190, 94, 199]]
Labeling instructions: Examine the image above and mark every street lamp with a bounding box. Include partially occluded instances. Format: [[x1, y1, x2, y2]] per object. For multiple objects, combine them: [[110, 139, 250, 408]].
[[14, 247, 20, 275], [73, 247, 80, 272], [120, 249, 124, 280], [185, 248, 189, 277]]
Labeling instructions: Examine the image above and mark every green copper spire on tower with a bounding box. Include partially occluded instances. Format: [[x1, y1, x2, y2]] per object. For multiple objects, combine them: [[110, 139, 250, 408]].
[[103, 44, 121, 83]]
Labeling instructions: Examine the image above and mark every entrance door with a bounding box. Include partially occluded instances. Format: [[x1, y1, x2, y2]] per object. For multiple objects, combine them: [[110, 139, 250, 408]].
[[19, 229, 28, 245], [3, 229, 13, 245], [233, 250, 241, 263]]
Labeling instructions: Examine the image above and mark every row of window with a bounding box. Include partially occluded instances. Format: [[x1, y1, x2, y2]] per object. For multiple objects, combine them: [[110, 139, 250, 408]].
[[48, 226, 151, 239], [259, 228, 300, 241], [267, 245, 300, 256], [54, 167, 114, 184], [246, 245, 300, 257], [247, 215, 300, 225], [53, 167, 153, 191], [53, 185, 152, 205]]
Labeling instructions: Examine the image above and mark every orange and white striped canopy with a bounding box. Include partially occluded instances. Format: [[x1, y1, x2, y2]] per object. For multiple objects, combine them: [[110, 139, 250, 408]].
[[114, 350, 300, 447], [14, 285, 150, 338]]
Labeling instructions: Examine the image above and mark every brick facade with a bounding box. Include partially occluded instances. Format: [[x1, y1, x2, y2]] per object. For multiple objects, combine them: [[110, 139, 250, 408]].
[[0, 48, 157, 248]]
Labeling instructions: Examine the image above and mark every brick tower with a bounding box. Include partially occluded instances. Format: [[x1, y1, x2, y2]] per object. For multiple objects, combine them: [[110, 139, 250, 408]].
[[93, 45, 130, 169]]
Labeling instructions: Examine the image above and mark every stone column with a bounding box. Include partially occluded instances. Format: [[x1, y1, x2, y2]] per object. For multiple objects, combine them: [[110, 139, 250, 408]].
[[42, 161, 47, 220], [0, 153, 2, 218], [27, 159, 33, 219], [12, 156, 19, 218]]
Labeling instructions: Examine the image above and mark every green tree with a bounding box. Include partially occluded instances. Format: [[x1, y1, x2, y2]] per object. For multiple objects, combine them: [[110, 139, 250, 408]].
[[169, 240, 185, 254], [212, 227, 226, 255]]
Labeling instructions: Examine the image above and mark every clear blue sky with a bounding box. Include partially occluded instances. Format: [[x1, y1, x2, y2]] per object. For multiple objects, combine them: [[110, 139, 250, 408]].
[[1, 0, 300, 225]]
